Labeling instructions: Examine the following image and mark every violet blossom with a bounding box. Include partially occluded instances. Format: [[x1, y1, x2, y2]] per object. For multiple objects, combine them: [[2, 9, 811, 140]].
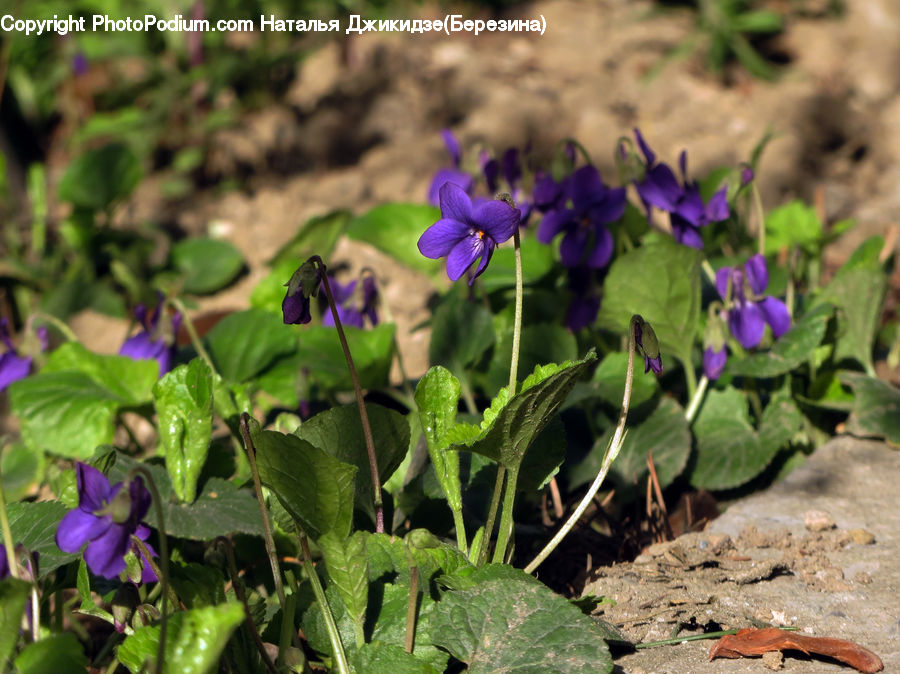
[[633, 129, 729, 249], [56, 463, 157, 582], [322, 275, 380, 328], [119, 297, 181, 377], [283, 260, 323, 325], [536, 165, 625, 268], [716, 254, 791, 349], [703, 346, 728, 380], [427, 129, 474, 206], [418, 182, 520, 284], [0, 319, 33, 392]]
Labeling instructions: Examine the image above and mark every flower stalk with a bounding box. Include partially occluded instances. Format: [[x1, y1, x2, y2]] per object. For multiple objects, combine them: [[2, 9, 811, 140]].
[[299, 531, 350, 674]]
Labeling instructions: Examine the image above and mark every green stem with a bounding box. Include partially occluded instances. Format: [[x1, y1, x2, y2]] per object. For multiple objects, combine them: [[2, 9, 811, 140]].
[[524, 316, 638, 575], [491, 466, 520, 564], [299, 533, 350, 674], [405, 564, 419, 654], [752, 183, 766, 256], [0, 463, 20, 580], [451, 508, 468, 556], [479, 227, 524, 565], [635, 626, 798, 649], [700, 259, 717, 287], [128, 467, 170, 674], [168, 297, 217, 375], [458, 375, 478, 415], [684, 375, 709, 424], [682, 356, 698, 400], [239, 414, 287, 610], [315, 259, 384, 534]]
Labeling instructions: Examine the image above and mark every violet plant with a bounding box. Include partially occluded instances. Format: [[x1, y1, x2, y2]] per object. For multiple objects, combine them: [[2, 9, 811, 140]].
[[0, 124, 897, 674]]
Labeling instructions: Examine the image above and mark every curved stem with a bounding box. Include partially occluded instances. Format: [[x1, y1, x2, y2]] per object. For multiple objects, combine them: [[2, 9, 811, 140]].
[[168, 297, 217, 376], [299, 533, 350, 674], [314, 258, 383, 533], [128, 467, 170, 674], [491, 466, 520, 564], [239, 414, 287, 610], [752, 183, 766, 256], [524, 317, 638, 575], [684, 375, 709, 424], [682, 357, 698, 400], [477, 466, 505, 566], [32, 312, 78, 342]]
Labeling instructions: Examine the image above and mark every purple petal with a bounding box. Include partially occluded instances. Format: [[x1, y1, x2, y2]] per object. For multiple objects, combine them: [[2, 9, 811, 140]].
[[469, 239, 496, 283], [482, 157, 500, 193], [473, 200, 519, 244], [0, 546, 8, 579], [536, 209, 574, 244], [678, 150, 688, 181], [119, 333, 167, 365], [282, 292, 311, 325], [703, 346, 727, 380], [674, 186, 705, 226], [671, 218, 704, 249], [729, 302, 766, 349], [324, 306, 364, 328], [634, 128, 656, 166], [446, 235, 485, 282], [559, 229, 588, 268], [586, 226, 614, 269], [715, 267, 732, 301], [645, 355, 663, 375], [741, 167, 755, 186], [427, 169, 473, 207], [566, 294, 600, 331], [532, 173, 563, 212], [758, 296, 791, 339], [441, 129, 462, 167], [85, 523, 132, 579], [418, 218, 468, 259], [744, 254, 769, 295], [705, 187, 729, 222], [587, 187, 627, 226], [637, 164, 682, 212], [0, 352, 32, 392], [327, 278, 357, 306], [56, 508, 110, 553], [77, 462, 113, 513], [127, 477, 152, 525], [501, 148, 521, 188], [569, 166, 606, 211], [439, 182, 475, 224]]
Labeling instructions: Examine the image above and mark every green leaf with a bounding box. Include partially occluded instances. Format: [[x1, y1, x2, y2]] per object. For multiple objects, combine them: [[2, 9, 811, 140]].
[[345, 203, 443, 275], [57, 142, 141, 210], [118, 603, 245, 674], [9, 373, 121, 459], [295, 404, 410, 523], [764, 200, 822, 255], [841, 372, 900, 445], [451, 353, 596, 472], [268, 210, 352, 266], [171, 238, 245, 295], [319, 531, 369, 647], [110, 456, 264, 540], [43, 342, 159, 404], [815, 266, 887, 373], [294, 323, 396, 391], [485, 322, 578, 394], [253, 428, 357, 540], [154, 358, 214, 503], [0, 578, 30, 668], [415, 366, 463, 512], [366, 532, 471, 589], [597, 237, 701, 368], [479, 234, 555, 291], [429, 565, 612, 673], [205, 308, 297, 383], [15, 633, 87, 674], [726, 303, 833, 378], [352, 642, 440, 674], [429, 293, 495, 372], [691, 389, 801, 490], [591, 351, 659, 408], [1, 501, 78, 577], [169, 563, 227, 609], [1, 441, 42, 502], [518, 415, 566, 492]]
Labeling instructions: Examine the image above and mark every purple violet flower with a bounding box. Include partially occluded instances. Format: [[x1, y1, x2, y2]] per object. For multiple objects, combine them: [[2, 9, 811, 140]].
[[283, 260, 323, 325], [716, 254, 791, 349], [703, 346, 728, 380], [427, 130, 475, 206], [0, 545, 8, 579], [362, 276, 380, 326], [119, 299, 181, 378], [633, 129, 729, 249], [56, 463, 157, 582], [536, 165, 626, 268], [532, 172, 566, 214], [418, 182, 520, 284], [0, 319, 33, 392], [634, 316, 663, 375], [322, 277, 363, 328]]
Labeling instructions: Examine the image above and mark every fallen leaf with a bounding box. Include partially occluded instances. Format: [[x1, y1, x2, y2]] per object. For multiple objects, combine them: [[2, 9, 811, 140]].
[[708, 627, 883, 673]]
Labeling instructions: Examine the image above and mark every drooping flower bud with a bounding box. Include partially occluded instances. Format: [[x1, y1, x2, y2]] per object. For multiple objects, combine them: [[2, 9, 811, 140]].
[[632, 315, 662, 375], [282, 259, 322, 325]]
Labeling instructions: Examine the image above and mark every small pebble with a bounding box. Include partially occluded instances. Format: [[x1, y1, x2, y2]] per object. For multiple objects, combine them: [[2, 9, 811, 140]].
[[804, 509, 836, 531], [848, 528, 876, 545], [763, 650, 784, 670], [854, 572, 873, 585]]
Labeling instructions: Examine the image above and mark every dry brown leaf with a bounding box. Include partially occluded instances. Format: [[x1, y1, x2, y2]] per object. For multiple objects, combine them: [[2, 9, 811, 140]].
[[708, 627, 883, 673]]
